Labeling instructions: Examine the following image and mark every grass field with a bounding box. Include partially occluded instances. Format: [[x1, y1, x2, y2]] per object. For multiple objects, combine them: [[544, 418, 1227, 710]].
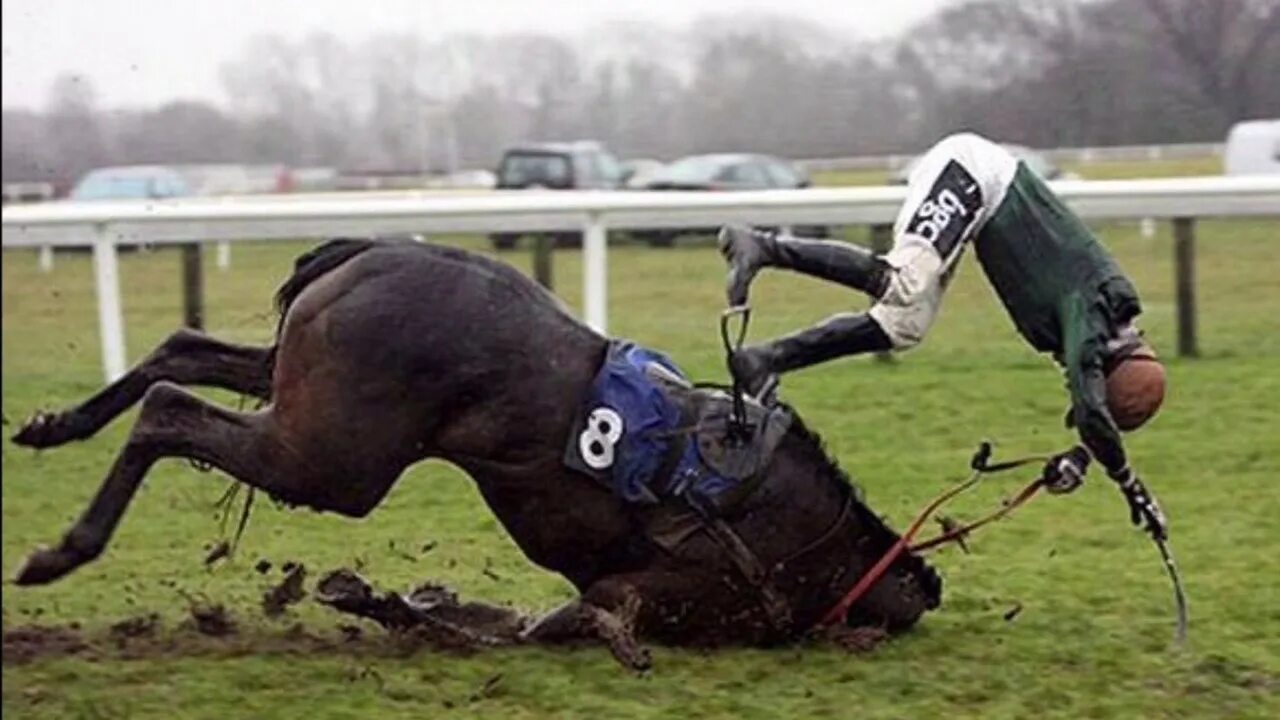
[[3, 212, 1278, 717], [810, 154, 1224, 187]]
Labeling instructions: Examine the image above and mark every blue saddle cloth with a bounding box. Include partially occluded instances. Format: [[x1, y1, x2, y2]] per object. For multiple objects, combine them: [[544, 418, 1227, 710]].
[[564, 341, 731, 505]]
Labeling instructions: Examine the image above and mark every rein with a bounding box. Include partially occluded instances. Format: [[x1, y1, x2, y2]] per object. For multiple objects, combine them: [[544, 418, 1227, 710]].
[[714, 306, 1185, 641], [819, 442, 1047, 627]]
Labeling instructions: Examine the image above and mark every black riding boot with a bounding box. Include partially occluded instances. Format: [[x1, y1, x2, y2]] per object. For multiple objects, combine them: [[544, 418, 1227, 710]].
[[718, 225, 890, 306], [730, 313, 893, 394]]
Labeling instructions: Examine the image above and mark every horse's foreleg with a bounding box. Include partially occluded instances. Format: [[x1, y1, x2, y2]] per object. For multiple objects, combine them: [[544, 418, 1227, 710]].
[[524, 583, 650, 671], [14, 382, 321, 586], [13, 329, 273, 449], [524, 571, 711, 671]]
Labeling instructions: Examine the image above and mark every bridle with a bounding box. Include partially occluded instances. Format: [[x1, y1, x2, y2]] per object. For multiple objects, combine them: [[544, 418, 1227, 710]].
[[818, 442, 1047, 627], [718, 306, 1187, 643]]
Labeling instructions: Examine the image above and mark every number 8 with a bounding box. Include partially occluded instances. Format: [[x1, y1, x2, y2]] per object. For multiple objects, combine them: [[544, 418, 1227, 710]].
[[580, 407, 624, 470]]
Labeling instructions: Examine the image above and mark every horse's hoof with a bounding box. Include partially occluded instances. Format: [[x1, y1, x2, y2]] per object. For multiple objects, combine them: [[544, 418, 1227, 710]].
[[632, 646, 653, 673], [14, 545, 81, 586], [11, 411, 80, 449], [605, 633, 652, 673]]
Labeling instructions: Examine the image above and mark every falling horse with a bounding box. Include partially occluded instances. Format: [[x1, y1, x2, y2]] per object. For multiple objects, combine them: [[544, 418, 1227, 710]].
[[11, 238, 941, 666]]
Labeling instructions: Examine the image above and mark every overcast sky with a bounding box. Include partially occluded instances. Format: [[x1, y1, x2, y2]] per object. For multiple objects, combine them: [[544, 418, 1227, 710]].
[[2, 0, 950, 111]]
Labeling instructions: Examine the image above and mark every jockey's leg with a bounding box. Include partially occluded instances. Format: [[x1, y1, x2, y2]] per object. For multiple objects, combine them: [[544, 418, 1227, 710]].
[[730, 312, 893, 394], [718, 225, 890, 306], [727, 133, 1019, 392]]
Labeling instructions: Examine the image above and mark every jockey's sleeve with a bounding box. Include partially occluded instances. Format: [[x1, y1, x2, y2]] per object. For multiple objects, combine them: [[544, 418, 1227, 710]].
[[871, 133, 1018, 350], [1060, 291, 1127, 473]]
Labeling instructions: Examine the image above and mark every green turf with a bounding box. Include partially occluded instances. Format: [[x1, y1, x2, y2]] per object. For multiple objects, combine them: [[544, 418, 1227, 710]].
[[810, 168, 892, 187], [3, 218, 1278, 718], [812, 155, 1222, 188]]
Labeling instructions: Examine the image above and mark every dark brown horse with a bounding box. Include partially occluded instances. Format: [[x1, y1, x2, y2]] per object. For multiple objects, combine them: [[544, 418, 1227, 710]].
[[11, 238, 940, 666]]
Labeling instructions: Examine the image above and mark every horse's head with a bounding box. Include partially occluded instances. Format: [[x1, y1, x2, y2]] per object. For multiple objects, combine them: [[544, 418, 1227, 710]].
[[758, 411, 943, 632]]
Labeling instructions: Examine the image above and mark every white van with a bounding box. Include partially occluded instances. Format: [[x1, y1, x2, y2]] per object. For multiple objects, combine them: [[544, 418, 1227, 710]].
[[1224, 119, 1280, 175]]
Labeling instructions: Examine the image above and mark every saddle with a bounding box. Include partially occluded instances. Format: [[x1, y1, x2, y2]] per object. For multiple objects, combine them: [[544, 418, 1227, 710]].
[[563, 341, 791, 514], [561, 340, 797, 633], [643, 361, 792, 511]]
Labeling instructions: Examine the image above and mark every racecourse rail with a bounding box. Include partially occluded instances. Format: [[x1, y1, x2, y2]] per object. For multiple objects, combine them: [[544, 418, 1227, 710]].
[[3, 176, 1279, 382]]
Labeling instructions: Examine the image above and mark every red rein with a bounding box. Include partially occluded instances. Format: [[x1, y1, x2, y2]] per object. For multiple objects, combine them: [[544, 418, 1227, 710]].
[[819, 474, 1045, 627]]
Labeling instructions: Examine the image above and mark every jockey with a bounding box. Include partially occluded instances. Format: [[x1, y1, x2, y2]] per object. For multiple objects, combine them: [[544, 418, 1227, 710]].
[[718, 132, 1168, 538]]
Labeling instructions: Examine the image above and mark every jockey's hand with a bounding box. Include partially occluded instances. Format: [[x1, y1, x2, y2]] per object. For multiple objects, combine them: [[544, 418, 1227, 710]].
[[1042, 445, 1090, 495], [1109, 467, 1168, 541]]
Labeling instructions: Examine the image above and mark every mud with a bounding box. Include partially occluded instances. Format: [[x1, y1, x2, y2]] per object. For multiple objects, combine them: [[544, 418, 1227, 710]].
[[313, 569, 529, 650], [110, 613, 159, 641], [203, 540, 231, 567], [2, 625, 89, 665], [184, 602, 237, 637], [262, 563, 307, 618], [3, 566, 895, 668], [815, 625, 889, 654]]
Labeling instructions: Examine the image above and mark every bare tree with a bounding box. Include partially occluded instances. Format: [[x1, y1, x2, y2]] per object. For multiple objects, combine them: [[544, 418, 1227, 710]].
[[43, 74, 110, 185], [1139, 0, 1280, 123]]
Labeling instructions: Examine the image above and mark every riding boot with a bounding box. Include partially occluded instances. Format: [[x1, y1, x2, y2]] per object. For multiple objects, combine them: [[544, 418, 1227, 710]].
[[730, 313, 893, 394], [719, 225, 891, 306]]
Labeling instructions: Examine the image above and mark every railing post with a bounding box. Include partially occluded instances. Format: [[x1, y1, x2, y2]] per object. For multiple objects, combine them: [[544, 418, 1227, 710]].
[[182, 243, 204, 330], [533, 233, 554, 290], [870, 223, 894, 363], [1173, 217, 1198, 358], [38, 245, 53, 272], [92, 225, 127, 382], [582, 215, 607, 334], [216, 240, 230, 271]]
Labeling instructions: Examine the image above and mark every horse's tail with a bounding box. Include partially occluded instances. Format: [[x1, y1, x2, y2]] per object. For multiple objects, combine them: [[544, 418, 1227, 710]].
[[273, 238, 378, 337]]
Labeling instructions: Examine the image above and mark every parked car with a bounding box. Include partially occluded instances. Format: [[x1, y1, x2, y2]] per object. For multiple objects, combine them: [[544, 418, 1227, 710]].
[[69, 165, 191, 201], [889, 144, 1078, 184], [64, 166, 191, 252], [490, 141, 625, 249], [644, 153, 811, 191], [637, 153, 824, 246], [619, 158, 666, 189]]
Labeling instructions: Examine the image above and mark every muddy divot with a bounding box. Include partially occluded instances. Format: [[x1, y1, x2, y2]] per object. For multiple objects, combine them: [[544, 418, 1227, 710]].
[[189, 603, 236, 637], [3, 567, 533, 666], [2, 625, 89, 665], [314, 568, 530, 651], [262, 563, 307, 618], [110, 613, 159, 641], [4, 566, 893, 668]]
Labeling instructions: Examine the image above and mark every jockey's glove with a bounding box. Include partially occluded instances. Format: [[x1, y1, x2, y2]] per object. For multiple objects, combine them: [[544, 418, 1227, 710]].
[[1043, 445, 1090, 494], [1108, 466, 1168, 541]]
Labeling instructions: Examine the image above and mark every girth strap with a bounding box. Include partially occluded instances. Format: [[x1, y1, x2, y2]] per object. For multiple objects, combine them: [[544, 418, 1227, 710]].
[[699, 512, 793, 633]]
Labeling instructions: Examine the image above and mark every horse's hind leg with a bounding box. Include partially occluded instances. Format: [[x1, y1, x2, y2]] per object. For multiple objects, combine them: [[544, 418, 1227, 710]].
[[13, 329, 273, 449], [14, 381, 341, 586]]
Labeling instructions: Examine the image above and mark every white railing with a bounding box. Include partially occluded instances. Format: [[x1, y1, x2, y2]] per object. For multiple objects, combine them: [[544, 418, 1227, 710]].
[[4, 176, 1280, 382]]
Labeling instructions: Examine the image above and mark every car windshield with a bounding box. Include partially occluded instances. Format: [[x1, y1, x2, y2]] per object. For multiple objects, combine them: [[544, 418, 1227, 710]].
[[656, 156, 735, 184], [500, 153, 571, 186]]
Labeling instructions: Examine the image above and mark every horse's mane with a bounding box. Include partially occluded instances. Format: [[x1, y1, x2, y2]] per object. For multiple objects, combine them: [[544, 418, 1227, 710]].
[[775, 404, 864, 501]]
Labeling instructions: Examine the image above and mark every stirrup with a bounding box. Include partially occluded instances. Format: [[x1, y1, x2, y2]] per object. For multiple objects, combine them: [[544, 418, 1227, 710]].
[[752, 374, 779, 407]]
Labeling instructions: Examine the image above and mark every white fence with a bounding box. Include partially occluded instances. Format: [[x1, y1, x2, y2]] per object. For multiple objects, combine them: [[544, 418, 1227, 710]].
[[4, 176, 1280, 382]]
